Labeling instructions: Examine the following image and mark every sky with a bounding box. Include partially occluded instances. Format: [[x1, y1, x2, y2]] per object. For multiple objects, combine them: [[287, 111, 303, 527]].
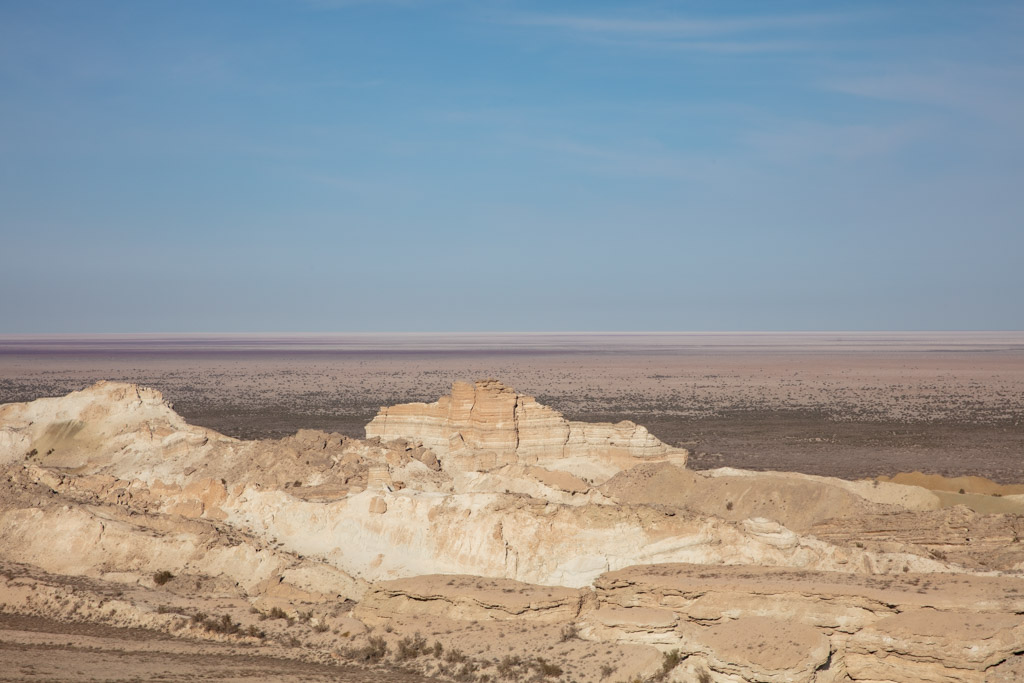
[[1, 0, 1022, 333]]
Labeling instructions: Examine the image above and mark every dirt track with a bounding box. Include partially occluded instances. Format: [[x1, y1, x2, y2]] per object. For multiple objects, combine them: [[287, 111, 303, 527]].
[[0, 614, 435, 682]]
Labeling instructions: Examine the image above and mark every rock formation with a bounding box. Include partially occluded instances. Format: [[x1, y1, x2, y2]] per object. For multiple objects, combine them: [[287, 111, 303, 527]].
[[365, 379, 687, 481], [2, 381, 1024, 682]]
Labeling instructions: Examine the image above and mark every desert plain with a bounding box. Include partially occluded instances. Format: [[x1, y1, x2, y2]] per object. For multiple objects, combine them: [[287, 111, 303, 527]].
[[1, 332, 1023, 682]]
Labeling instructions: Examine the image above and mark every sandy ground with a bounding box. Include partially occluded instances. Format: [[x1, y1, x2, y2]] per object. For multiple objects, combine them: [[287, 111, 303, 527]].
[[2, 332, 1021, 482], [0, 614, 435, 682]]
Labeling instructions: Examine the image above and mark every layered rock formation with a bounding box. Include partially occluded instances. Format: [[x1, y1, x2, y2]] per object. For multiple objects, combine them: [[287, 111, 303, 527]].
[[586, 563, 1024, 682], [2, 381, 1024, 682], [365, 379, 687, 480], [355, 574, 585, 623], [343, 564, 1024, 683]]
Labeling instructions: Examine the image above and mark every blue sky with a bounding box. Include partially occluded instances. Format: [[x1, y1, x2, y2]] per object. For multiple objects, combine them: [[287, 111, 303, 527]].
[[1, 0, 1022, 332]]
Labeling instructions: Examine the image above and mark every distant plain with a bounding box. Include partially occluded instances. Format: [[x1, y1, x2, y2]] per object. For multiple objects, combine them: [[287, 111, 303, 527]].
[[1, 332, 1022, 482]]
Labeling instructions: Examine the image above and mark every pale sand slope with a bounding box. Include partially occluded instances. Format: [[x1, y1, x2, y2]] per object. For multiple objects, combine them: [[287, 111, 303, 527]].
[[1, 381, 1023, 682]]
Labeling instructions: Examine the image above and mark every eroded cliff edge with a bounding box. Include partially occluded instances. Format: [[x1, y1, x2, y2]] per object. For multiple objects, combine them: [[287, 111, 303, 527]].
[[1, 380, 1023, 682]]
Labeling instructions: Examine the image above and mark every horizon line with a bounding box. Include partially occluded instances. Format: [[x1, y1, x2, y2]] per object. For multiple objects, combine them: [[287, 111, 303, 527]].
[[1, 330, 1024, 338]]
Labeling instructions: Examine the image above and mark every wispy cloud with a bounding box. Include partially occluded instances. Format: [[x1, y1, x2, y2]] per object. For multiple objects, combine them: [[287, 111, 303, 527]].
[[299, 0, 431, 8], [745, 121, 929, 162], [506, 13, 846, 37], [525, 120, 925, 183], [577, 37, 813, 55], [826, 66, 1024, 128], [519, 135, 723, 182], [497, 10, 859, 55]]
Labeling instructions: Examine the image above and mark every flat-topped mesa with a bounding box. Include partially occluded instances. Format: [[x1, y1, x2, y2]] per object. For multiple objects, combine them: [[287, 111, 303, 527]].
[[365, 380, 687, 479]]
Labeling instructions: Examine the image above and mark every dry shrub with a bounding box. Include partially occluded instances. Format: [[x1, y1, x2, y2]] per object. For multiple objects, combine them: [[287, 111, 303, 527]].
[[533, 657, 563, 677], [650, 649, 681, 681], [396, 632, 428, 660], [351, 635, 388, 662]]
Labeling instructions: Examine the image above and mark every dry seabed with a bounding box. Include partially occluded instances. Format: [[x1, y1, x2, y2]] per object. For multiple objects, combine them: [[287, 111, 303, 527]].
[[1, 380, 1023, 682]]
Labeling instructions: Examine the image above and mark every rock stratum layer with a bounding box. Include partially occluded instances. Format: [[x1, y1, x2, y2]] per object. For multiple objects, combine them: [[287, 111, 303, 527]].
[[365, 379, 688, 480], [1, 381, 1023, 682]]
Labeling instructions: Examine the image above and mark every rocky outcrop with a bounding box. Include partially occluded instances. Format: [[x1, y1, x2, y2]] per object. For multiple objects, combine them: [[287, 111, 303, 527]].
[[808, 505, 1024, 572], [600, 462, 934, 532], [225, 485, 950, 587], [845, 611, 1024, 682], [584, 562, 1024, 682], [355, 574, 585, 623], [4, 382, 1024, 682], [0, 492, 366, 601], [365, 379, 687, 480], [453, 464, 614, 506], [0, 381, 224, 475]]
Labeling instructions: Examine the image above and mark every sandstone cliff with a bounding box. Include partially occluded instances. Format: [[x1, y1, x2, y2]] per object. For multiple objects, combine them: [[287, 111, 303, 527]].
[[3, 382, 1024, 683], [365, 379, 688, 481]]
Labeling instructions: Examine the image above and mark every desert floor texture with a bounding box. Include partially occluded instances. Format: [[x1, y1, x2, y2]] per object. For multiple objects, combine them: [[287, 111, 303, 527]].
[[0, 332, 1022, 682]]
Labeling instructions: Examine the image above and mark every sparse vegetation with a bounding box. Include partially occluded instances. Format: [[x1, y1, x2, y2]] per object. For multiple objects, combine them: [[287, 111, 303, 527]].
[[452, 660, 479, 681], [533, 657, 563, 677], [209, 614, 240, 635], [497, 655, 523, 676], [153, 570, 174, 585], [396, 632, 428, 660], [559, 623, 579, 641], [650, 649, 681, 681], [155, 604, 185, 615], [260, 606, 291, 622], [190, 612, 243, 636], [352, 635, 388, 662]]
